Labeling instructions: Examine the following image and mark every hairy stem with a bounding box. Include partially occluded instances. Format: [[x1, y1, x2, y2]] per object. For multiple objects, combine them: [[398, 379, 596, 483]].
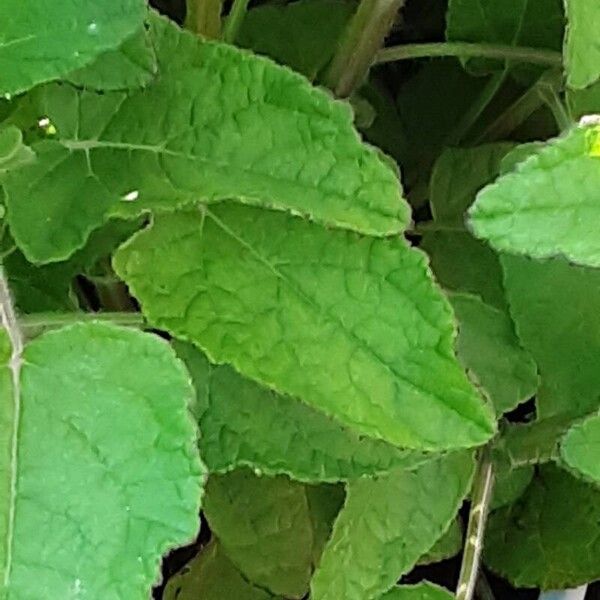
[[324, 0, 404, 98], [376, 42, 562, 68], [0, 268, 24, 588], [185, 0, 223, 38], [20, 312, 145, 338], [456, 449, 495, 600], [223, 0, 250, 44]]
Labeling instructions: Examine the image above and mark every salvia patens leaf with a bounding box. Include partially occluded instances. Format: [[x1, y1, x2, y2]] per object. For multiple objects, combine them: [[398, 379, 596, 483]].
[[0, 126, 34, 173], [560, 412, 600, 484], [0, 0, 147, 95], [470, 124, 600, 268], [0, 322, 204, 598], [417, 518, 463, 566], [564, 0, 600, 89], [174, 342, 425, 482], [485, 465, 600, 589], [114, 204, 496, 451], [378, 583, 455, 600], [3, 12, 405, 264], [310, 452, 475, 600]]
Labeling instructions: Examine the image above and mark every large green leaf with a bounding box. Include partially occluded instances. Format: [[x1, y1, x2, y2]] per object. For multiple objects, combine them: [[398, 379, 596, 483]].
[[237, 0, 355, 80], [560, 412, 600, 483], [450, 293, 537, 414], [163, 540, 280, 600], [564, 0, 600, 89], [3, 12, 404, 265], [0, 322, 204, 598], [417, 518, 463, 565], [203, 470, 313, 598], [485, 465, 600, 589], [0, 126, 34, 173], [0, 0, 146, 95], [501, 253, 600, 417], [174, 342, 425, 482], [310, 452, 475, 600], [379, 583, 454, 600], [115, 204, 495, 451], [470, 124, 600, 268]]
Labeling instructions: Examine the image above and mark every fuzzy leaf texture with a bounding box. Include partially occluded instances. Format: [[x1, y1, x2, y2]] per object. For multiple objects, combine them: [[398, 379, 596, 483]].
[[0, 0, 147, 95], [470, 124, 600, 268], [0, 323, 204, 598], [114, 204, 496, 451], [2, 12, 405, 265], [311, 452, 475, 600], [564, 0, 600, 89], [174, 342, 425, 482]]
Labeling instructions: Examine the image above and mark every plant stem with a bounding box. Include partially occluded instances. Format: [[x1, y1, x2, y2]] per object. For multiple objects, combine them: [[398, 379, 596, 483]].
[[20, 312, 145, 338], [223, 0, 250, 44], [185, 0, 223, 38], [537, 85, 573, 131], [324, 0, 404, 98], [376, 42, 562, 68], [456, 449, 495, 600]]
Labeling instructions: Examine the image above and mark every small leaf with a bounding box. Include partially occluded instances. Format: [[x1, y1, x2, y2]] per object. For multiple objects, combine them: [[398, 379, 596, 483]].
[[564, 0, 600, 89], [0, 0, 147, 95], [470, 124, 600, 268], [310, 452, 475, 600], [0, 322, 204, 598], [3, 12, 405, 264], [66, 28, 157, 91], [485, 464, 600, 589], [560, 412, 600, 483], [163, 540, 280, 600], [115, 204, 496, 451], [417, 518, 463, 565], [378, 582, 455, 600], [174, 342, 425, 482], [203, 470, 313, 598], [501, 253, 600, 418], [450, 293, 538, 415]]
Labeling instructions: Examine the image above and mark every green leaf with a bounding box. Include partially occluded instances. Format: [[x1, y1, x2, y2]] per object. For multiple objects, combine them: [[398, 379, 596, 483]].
[[378, 582, 455, 600], [485, 464, 600, 589], [203, 470, 313, 598], [3, 12, 405, 265], [174, 342, 425, 482], [417, 518, 463, 565], [446, 0, 564, 75], [501, 253, 600, 418], [490, 460, 534, 511], [237, 0, 355, 80], [449, 293, 538, 415], [560, 412, 600, 483], [0, 126, 34, 173], [567, 79, 600, 119], [419, 230, 507, 311], [429, 144, 515, 226], [564, 0, 600, 89], [163, 540, 280, 600], [115, 204, 496, 451], [311, 452, 475, 600], [470, 124, 600, 268], [0, 0, 146, 95], [0, 322, 204, 598], [65, 28, 157, 91]]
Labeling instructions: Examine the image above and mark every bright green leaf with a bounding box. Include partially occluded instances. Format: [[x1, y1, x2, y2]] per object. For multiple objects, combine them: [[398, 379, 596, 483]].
[[203, 470, 313, 598], [163, 540, 280, 600], [564, 0, 600, 89], [115, 204, 496, 451], [567, 79, 600, 119], [66, 28, 157, 91], [237, 0, 355, 80], [450, 293, 538, 414], [418, 518, 463, 565], [0, 322, 204, 598], [561, 412, 600, 483], [379, 582, 455, 600], [485, 464, 600, 589], [470, 124, 600, 268], [0, 126, 34, 173], [502, 253, 600, 417], [174, 342, 425, 482], [0, 0, 146, 95], [311, 452, 475, 600], [3, 12, 404, 264]]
